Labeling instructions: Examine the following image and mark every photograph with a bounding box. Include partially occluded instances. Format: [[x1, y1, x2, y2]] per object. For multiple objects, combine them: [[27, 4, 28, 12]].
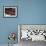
[[3, 6, 17, 17]]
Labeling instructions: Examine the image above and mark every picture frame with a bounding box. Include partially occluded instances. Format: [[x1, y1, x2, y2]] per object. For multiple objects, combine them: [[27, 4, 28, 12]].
[[18, 24, 46, 42], [3, 6, 17, 18]]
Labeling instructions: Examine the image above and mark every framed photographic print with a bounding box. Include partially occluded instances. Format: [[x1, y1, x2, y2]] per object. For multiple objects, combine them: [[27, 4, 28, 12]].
[[3, 6, 17, 18]]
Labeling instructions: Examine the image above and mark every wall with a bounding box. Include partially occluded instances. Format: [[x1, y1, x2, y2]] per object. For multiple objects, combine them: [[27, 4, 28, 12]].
[[0, 0, 18, 44], [18, 0, 46, 24], [0, 0, 46, 45]]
